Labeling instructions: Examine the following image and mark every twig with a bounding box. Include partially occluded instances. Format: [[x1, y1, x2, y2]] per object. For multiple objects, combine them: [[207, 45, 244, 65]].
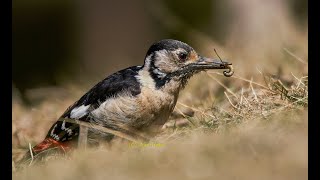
[[214, 49, 223, 63]]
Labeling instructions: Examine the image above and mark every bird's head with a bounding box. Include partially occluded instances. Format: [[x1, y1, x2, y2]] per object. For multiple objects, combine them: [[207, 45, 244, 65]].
[[141, 39, 233, 89]]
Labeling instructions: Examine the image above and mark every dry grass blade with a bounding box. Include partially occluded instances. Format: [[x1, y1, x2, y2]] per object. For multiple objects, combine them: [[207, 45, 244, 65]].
[[28, 143, 34, 166], [12, 161, 16, 172], [283, 47, 308, 65], [208, 71, 274, 93], [206, 72, 239, 99], [175, 107, 195, 126], [240, 88, 244, 105], [78, 125, 88, 149], [291, 72, 307, 89], [269, 96, 308, 114], [177, 102, 215, 119], [250, 77, 259, 102], [242, 94, 252, 108], [60, 118, 150, 143], [224, 91, 239, 109]]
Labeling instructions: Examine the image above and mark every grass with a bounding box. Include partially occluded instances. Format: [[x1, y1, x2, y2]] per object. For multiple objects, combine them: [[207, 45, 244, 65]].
[[12, 62, 308, 179], [12, 3, 307, 178]]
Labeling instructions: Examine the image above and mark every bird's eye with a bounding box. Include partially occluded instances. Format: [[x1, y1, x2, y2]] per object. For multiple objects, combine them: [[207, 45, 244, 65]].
[[178, 52, 187, 61]]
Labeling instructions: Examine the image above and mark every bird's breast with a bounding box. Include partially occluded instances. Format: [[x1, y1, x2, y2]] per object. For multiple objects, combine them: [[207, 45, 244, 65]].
[[91, 87, 178, 131], [137, 87, 178, 126]]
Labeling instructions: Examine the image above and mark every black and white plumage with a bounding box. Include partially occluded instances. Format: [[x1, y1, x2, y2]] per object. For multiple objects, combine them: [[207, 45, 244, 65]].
[[27, 39, 233, 156]]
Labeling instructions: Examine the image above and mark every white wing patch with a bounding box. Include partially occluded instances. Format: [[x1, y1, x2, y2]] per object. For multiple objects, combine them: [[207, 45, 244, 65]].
[[70, 105, 90, 119]]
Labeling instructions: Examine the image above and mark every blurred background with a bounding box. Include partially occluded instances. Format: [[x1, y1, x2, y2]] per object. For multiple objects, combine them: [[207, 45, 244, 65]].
[[12, 0, 307, 105]]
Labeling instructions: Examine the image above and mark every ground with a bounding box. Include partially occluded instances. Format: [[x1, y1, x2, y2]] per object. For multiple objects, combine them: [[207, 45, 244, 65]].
[[12, 49, 308, 179]]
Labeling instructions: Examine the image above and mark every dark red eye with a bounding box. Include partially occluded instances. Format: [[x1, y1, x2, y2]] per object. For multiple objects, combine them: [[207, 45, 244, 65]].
[[178, 52, 187, 61]]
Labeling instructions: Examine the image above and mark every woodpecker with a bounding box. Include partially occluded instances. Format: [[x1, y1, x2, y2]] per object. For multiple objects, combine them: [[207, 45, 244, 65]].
[[22, 39, 233, 159]]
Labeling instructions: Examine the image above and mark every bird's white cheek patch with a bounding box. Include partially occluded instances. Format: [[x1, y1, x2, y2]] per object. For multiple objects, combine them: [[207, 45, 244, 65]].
[[136, 70, 156, 90], [153, 68, 167, 78], [70, 105, 90, 119]]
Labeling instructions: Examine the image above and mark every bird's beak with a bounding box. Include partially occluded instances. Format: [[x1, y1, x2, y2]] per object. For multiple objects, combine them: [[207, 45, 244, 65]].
[[168, 56, 234, 78], [188, 56, 234, 77], [191, 56, 231, 70]]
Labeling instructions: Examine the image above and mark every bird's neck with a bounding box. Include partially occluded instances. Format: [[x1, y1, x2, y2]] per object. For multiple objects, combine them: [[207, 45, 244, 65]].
[[135, 67, 183, 95]]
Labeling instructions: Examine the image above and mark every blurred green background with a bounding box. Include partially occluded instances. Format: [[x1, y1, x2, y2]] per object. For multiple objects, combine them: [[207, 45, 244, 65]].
[[12, 0, 307, 104]]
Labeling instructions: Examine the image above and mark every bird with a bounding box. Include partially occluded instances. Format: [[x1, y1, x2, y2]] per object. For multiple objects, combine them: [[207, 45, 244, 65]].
[[20, 39, 233, 161]]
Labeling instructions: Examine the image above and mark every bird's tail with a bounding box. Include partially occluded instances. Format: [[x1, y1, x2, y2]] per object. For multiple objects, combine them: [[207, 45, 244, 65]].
[[16, 137, 75, 167], [32, 137, 74, 154]]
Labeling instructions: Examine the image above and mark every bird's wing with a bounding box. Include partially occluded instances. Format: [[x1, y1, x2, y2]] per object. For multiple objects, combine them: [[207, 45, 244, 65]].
[[62, 66, 142, 121], [43, 66, 142, 142]]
